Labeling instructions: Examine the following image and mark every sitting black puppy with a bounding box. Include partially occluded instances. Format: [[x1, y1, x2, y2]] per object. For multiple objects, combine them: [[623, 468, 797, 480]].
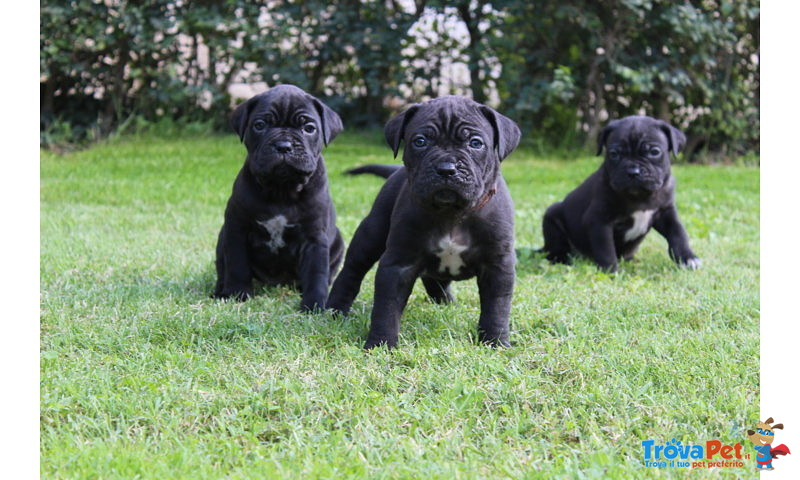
[[541, 115, 701, 272], [327, 96, 521, 349], [213, 85, 344, 311]]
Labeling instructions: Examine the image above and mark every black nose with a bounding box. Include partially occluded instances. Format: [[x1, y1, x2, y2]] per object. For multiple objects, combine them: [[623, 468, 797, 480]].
[[273, 140, 293, 154], [627, 166, 641, 178], [436, 162, 457, 177]]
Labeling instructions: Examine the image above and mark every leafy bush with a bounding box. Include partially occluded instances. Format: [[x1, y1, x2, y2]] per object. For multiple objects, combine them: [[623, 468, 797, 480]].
[[41, 0, 758, 159]]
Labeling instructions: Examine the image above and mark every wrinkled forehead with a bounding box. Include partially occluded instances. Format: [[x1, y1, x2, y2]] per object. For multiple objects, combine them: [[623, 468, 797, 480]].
[[251, 89, 318, 121], [608, 119, 668, 147], [407, 99, 490, 137]]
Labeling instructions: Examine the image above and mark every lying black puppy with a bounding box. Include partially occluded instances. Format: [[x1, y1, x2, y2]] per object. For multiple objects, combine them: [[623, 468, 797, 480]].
[[541, 115, 701, 272], [327, 96, 521, 349], [213, 84, 344, 311]]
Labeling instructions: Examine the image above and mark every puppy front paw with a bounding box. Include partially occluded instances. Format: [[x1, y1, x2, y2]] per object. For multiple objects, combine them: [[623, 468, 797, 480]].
[[478, 330, 511, 348], [364, 334, 398, 350], [327, 305, 351, 317], [300, 299, 325, 313], [428, 288, 455, 305], [325, 294, 352, 316], [596, 262, 619, 274], [545, 251, 572, 265], [212, 289, 253, 302], [669, 246, 702, 270], [678, 256, 702, 270]]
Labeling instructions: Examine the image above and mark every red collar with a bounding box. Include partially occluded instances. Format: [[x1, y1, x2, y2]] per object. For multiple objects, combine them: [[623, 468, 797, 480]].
[[472, 183, 497, 211]]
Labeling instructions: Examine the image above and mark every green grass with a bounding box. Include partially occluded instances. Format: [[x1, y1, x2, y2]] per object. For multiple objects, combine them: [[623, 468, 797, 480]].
[[41, 131, 759, 479]]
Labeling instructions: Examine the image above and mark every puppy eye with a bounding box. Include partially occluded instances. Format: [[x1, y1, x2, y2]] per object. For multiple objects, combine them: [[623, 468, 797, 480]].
[[608, 150, 621, 161], [253, 119, 267, 132], [468, 137, 484, 149], [412, 136, 427, 148], [303, 123, 317, 134], [648, 147, 662, 157]]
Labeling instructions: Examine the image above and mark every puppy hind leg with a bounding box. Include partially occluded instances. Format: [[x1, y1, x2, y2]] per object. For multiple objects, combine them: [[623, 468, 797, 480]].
[[421, 277, 455, 304], [215, 223, 255, 300], [542, 204, 572, 264], [213, 256, 225, 297], [213, 229, 225, 297], [620, 237, 645, 262], [328, 228, 345, 284], [327, 221, 389, 315]]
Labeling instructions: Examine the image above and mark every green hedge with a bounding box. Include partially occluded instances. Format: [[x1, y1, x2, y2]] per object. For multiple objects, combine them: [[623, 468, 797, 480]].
[[41, 0, 758, 159]]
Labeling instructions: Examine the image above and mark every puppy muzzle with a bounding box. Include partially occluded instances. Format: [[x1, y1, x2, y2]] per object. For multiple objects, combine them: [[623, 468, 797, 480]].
[[609, 163, 665, 196], [413, 173, 484, 212], [250, 152, 317, 186]]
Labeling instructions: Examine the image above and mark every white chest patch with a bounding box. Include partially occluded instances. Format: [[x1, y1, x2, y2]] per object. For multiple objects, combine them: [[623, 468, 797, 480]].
[[624, 210, 655, 242], [436, 235, 468, 275], [257, 215, 288, 253]]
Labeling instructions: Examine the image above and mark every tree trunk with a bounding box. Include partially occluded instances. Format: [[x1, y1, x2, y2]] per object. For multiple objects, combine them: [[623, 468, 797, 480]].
[[583, 56, 605, 150], [101, 46, 130, 134], [457, 1, 487, 104]]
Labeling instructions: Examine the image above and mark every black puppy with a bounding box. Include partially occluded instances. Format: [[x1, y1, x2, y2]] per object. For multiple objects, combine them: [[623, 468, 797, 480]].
[[213, 84, 344, 311], [327, 96, 521, 349], [541, 115, 701, 272]]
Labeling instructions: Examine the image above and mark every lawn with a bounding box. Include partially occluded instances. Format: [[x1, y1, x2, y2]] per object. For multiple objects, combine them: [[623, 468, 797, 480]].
[[41, 131, 759, 479]]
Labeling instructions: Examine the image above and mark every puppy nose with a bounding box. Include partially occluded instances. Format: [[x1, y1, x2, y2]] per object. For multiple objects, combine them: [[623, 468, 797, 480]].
[[435, 162, 457, 177], [273, 140, 293, 154], [627, 166, 641, 178]]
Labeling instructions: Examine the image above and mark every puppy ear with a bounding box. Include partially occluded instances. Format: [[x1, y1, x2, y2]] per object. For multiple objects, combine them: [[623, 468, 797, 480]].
[[747, 430, 755, 436], [310, 95, 343, 146], [596, 121, 618, 156], [384, 104, 420, 158], [658, 120, 687, 157], [773, 423, 784, 430], [230, 96, 258, 142], [479, 105, 521, 161], [766, 417, 774, 424]]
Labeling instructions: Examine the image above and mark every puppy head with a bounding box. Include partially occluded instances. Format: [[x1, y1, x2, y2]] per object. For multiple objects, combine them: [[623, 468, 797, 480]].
[[230, 84, 343, 188], [597, 116, 686, 197], [385, 96, 520, 212]]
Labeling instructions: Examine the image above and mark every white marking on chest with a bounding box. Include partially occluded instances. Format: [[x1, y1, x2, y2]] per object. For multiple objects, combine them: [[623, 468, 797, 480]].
[[257, 215, 288, 253], [436, 235, 468, 275], [624, 209, 655, 242]]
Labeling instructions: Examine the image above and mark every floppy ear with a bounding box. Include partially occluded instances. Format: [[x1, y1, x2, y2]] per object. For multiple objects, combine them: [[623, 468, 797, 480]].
[[772, 423, 784, 430], [766, 417, 774, 424], [310, 95, 343, 146], [596, 121, 619, 156], [230, 96, 259, 142], [657, 120, 687, 157], [384, 104, 420, 158], [747, 430, 755, 436], [479, 105, 521, 161]]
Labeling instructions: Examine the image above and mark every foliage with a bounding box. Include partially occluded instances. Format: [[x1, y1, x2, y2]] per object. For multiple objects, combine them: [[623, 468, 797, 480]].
[[490, 0, 760, 159], [258, 1, 428, 124], [41, 1, 759, 159]]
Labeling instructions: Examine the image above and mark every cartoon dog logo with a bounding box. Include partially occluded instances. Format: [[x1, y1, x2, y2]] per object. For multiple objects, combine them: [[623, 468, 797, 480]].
[[746, 417, 791, 470]]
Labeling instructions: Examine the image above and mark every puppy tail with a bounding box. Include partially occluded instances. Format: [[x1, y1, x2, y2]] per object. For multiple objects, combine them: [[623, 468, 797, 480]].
[[345, 164, 402, 179]]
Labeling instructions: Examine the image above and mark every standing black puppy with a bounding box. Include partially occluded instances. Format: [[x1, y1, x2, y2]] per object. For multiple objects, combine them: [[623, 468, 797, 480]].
[[541, 115, 701, 272], [213, 84, 344, 311], [327, 96, 521, 349]]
